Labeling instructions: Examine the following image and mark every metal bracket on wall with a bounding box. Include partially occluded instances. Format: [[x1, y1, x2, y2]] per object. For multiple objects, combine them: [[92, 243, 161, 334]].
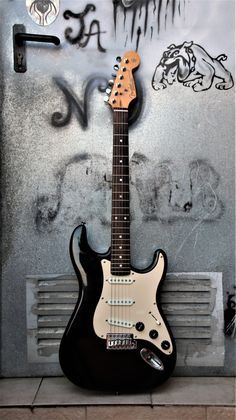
[[13, 24, 60, 73]]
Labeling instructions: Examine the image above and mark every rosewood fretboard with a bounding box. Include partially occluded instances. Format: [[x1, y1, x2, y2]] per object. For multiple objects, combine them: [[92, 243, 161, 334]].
[[111, 109, 130, 276]]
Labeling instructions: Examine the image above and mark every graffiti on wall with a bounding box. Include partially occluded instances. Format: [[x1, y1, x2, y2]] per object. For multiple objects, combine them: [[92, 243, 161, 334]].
[[51, 76, 107, 129], [51, 76, 143, 129], [224, 288, 236, 337], [26, 0, 59, 26], [113, 0, 185, 48], [152, 41, 234, 92], [132, 155, 224, 221], [64, 5, 106, 52], [34, 153, 223, 233]]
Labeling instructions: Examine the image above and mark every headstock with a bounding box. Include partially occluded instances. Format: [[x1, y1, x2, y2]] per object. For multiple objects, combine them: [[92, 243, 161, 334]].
[[104, 51, 140, 110]]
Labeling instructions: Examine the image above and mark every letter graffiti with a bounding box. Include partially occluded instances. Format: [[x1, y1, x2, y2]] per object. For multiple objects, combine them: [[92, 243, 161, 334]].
[[64, 4, 106, 52]]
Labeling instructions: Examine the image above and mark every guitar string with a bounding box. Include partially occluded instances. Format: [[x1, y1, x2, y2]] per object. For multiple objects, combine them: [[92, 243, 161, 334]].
[[112, 109, 130, 336]]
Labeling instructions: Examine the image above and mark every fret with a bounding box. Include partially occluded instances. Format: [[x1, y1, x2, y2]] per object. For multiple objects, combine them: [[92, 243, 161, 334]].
[[112, 246, 130, 248], [113, 122, 128, 125], [112, 177, 129, 180], [111, 235, 130, 238], [111, 264, 130, 267], [111, 264, 130, 266], [112, 247, 130, 250], [112, 216, 129, 218], [111, 236, 130, 238], [112, 253, 130, 256], [112, 216, 129, 219], [112, 228, 130, 231], [112, 214, 129, 216], [114, 109, 128, 112]]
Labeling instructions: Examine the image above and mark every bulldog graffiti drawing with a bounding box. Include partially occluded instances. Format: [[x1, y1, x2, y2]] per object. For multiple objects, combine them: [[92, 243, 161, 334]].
[[152, 41, 234, 92]]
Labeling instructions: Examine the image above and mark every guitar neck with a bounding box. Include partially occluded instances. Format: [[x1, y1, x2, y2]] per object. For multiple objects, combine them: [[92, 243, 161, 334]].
[[111, 109, 130, 275]]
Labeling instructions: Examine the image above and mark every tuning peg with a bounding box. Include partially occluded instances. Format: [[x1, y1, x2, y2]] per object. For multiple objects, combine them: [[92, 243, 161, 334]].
[[108, 79, 114, 86], [104, 96, 109, 103], [106, 88, 111, 94], [113, 64, 119, 71], [116, 56, 121, 62], [111, 73, 116, 78]]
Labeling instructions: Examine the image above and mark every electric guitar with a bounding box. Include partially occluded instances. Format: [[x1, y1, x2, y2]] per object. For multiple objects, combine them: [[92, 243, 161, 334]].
[[59, 51, 176, 392]]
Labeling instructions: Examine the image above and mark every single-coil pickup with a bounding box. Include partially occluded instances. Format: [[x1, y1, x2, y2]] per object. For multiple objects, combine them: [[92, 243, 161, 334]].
[[107, 319, 133, 328], [107, 298, 134, 306], [108, 278, 134, 284]]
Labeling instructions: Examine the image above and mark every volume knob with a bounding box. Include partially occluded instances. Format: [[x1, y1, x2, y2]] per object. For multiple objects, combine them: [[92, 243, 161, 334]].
[[161, 340, 170, 350], [149, 329, 158, 339], [135, 322, 145, 332]]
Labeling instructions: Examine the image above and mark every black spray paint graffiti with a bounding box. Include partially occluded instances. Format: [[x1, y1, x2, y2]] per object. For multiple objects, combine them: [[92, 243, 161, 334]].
[[113, 0, 185, 49], [34, 154, 223, 233], [51, 76, 143, 129], [152, 41, 234, 92], [132, 156, 224, 222], [64, 5, 106, 52], [34, 153, 111, 232], [51, 76, 107, 129], [224, 288, 236, 337]]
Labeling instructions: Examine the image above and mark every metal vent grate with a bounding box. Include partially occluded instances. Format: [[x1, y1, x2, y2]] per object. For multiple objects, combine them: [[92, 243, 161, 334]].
[[26, 272, 224, 367]]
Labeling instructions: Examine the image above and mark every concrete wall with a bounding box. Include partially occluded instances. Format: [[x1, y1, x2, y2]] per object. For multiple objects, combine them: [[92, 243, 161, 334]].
[[0, 0, 235, 377]]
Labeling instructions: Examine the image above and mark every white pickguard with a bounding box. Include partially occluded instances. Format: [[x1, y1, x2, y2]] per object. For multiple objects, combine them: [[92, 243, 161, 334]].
[[93, 253, 173, 355]]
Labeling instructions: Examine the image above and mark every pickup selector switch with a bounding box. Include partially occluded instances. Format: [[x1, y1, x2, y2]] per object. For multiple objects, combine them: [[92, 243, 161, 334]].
[[161, 340, 170, 350], [149, 329, 158, 339], [136, 322, 145, 332]]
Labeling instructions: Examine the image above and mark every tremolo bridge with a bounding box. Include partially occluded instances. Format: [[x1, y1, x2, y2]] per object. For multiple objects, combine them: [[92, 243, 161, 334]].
[[106, 333, 137, 350]]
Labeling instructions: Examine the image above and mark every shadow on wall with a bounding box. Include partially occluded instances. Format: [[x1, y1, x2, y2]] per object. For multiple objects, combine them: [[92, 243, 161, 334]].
[[34, 153, 224, 233]]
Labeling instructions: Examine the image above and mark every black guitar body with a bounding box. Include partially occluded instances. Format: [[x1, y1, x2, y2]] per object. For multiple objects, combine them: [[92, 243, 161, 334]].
[[59, 224, 176, 393]]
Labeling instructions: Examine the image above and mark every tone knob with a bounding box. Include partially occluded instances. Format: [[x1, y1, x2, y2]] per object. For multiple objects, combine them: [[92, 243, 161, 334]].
[[161, 340, 170, 350], [135, 322, 145, 332], [149, 329, 158, 339]]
